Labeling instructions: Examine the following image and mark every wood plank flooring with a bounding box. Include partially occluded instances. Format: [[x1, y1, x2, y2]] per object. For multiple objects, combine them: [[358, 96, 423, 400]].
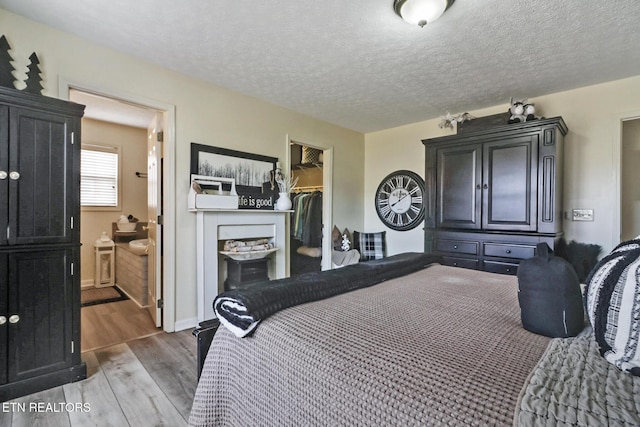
[[81, 299, 161, 352], [2, 330, 198, 427]]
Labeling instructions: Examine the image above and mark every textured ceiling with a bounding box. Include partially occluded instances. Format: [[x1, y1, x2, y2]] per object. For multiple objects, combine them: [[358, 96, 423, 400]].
[[1, 0, 639, 133]]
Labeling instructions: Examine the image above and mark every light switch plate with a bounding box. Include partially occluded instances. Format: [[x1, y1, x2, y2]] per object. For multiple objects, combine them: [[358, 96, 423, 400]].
[[572, 209, 594, 221]]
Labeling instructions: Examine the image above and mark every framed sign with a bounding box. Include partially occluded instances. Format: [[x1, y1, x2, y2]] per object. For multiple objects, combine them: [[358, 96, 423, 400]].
[[190, 143, 278, 209]]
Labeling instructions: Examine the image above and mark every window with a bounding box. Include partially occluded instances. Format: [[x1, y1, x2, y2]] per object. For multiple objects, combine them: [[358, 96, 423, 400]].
[[81, 145, 120, 209]]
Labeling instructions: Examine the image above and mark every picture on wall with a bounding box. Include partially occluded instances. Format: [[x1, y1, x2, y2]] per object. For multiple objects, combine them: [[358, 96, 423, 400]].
[[190, 143, 277, 189]]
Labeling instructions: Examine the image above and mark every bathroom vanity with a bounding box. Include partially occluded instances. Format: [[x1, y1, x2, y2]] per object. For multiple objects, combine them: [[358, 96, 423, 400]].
[[115, 241, 149, 307]]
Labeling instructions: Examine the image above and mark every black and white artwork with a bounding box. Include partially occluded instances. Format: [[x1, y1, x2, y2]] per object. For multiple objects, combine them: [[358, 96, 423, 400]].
[[190, 143, 277, 189]]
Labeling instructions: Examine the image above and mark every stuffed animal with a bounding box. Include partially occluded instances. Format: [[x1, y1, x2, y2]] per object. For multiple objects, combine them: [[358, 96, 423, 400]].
[[523, 102, 538, 121], [508, 97, 527, 124]]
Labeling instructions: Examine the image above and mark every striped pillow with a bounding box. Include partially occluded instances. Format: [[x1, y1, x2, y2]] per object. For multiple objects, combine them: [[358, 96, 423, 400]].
[[585, 237, 640, 375]]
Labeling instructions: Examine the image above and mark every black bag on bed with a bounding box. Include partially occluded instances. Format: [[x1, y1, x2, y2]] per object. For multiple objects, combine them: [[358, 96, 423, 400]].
[[517, 242, 584, 338]]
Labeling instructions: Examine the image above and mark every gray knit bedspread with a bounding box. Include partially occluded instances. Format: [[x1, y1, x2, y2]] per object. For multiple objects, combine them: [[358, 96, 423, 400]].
[[190, 265, 553, 426], [515, 327, 640, 426]]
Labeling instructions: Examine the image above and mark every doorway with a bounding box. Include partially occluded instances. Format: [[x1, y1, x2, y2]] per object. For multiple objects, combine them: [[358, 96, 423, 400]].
[[621, 118, 640, 241], [285, 136, 333, 274], [289, 142, 324, 276], [66, 87, 173, 351]]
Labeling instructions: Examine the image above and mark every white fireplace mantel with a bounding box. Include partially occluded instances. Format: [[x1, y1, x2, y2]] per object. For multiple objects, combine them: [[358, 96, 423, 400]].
[[195, 209, 290, 322]]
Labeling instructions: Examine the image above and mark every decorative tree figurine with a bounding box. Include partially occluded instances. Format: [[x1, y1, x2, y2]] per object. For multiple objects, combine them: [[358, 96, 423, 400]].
[[24, 53, 43, 94], [341, 233, 351, 251], [0, 35, 17, 89]]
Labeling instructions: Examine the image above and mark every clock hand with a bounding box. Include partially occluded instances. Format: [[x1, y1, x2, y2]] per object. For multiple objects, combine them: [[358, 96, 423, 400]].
[[390, 192, 409, 208]]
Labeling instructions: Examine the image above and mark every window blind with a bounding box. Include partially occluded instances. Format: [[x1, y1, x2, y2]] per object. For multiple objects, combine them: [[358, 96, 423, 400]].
[[81, 147, 119, 207]]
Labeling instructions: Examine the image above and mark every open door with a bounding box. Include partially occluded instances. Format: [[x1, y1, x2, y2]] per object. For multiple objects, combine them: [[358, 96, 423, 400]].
[[147, 114, 163, 327]]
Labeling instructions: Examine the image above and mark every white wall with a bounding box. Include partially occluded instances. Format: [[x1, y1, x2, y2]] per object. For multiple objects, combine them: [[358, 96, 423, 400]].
[[0, 9, 365, 328], [365, 75, 640, 256]]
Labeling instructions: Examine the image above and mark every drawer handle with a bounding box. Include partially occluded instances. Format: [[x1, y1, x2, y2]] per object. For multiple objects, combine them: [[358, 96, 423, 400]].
[[0, 171, 6, 180], [453, 262, 458, 266], [9, 314, 19, 324], [506, 268, 511, 272], [453, 245, 458, 250], [505, 249, 511, 254], [0, 316, 6, 325], [9, 171, 20, 180]]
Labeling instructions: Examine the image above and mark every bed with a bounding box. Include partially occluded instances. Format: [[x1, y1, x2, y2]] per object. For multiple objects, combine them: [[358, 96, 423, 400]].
[[189, 254, 640, 426]]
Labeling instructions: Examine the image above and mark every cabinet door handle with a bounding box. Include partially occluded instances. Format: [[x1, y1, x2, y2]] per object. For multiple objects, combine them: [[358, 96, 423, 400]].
[[476, 184, 481, 190], [9, 171, 20, 180], [9, 314, 19, 324], [0, 171, 6, 180], [505, 249, 512, 254], [0, 316, 6, 325], [482, 183, 488, 189]]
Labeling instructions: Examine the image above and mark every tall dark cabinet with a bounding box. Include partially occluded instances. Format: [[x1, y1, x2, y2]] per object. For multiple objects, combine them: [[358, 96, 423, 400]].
[[423, 117, 567, 275], [0, 87, 86, 401]]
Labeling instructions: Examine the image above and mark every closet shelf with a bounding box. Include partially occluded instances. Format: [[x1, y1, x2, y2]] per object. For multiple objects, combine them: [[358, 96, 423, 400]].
[[293, 185, 323, 193], [293, 162, 323, 170]]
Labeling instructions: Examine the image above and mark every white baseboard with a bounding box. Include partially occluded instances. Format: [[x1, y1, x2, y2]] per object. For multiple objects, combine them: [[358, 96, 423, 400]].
[[115, 284, 148, 309], [174, 317, 198, 332], [81, 279, 95, 289]]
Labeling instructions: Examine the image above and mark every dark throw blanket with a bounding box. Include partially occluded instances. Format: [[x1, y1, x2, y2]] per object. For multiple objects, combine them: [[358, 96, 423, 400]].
[[214, 252, 441, 337]]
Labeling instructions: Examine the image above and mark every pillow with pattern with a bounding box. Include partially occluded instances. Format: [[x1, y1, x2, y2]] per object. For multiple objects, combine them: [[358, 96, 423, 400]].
[[353, 231, 386, 261], [585, 236, 640, 375]]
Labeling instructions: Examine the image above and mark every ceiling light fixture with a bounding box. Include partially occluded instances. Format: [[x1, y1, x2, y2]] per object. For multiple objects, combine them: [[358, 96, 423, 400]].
[[393, 0, 454, 28]]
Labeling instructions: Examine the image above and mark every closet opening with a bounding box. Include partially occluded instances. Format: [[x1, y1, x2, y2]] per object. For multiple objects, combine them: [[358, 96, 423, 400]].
[[289, 142, 324, 277]]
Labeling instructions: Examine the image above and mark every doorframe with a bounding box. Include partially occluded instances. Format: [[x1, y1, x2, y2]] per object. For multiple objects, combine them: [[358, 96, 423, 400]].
[[612, 109, 640, 246], [58, 77, 177, 332], [285, 135, 334, 271]]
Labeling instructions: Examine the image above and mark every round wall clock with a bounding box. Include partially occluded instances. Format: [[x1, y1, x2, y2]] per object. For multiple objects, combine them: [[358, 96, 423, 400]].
[[375, 170, 425, 231]]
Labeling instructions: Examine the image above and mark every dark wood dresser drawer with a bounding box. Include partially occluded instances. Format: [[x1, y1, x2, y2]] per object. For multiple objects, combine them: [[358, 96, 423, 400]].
[[483, 243, 535, 260], [442, 256, 479, 270], [436, 239, 479, 255], [483, 260, 518, 275]]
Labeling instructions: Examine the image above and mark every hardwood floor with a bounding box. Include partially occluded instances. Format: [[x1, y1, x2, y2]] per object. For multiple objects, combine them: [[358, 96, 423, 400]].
[[1, 330, 198, 427], [81, 299, 161, 352]]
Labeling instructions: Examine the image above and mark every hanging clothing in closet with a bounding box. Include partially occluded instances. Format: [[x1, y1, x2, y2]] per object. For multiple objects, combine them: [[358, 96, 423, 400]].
[[291, 191, 323, 248]]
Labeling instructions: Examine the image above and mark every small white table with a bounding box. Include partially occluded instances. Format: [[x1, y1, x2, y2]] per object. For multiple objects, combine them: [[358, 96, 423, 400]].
[[94, 239, 115, 288]]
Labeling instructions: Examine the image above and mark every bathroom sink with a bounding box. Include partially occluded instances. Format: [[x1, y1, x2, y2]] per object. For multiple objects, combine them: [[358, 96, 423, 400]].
[[128, 239, 148, 254]]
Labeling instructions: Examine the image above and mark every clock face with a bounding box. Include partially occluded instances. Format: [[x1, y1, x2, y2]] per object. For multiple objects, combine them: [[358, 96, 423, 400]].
[[375, 170, 425, 231]]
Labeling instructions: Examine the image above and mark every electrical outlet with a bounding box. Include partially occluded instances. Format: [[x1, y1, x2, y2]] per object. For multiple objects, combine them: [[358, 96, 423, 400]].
[[572, 209, 594, 221]]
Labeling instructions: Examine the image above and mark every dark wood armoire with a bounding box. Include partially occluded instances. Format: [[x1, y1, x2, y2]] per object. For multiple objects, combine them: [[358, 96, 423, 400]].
[[422, 117, 568, 275], [0, 87, 86, 401]]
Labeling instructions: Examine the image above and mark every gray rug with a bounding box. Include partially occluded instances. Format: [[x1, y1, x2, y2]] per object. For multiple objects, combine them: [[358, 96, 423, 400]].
[[81, 286, 128, 307]]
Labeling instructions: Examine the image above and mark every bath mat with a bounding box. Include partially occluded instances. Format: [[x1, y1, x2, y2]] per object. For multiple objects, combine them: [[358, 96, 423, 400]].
[[81, 286, 128, 307]]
